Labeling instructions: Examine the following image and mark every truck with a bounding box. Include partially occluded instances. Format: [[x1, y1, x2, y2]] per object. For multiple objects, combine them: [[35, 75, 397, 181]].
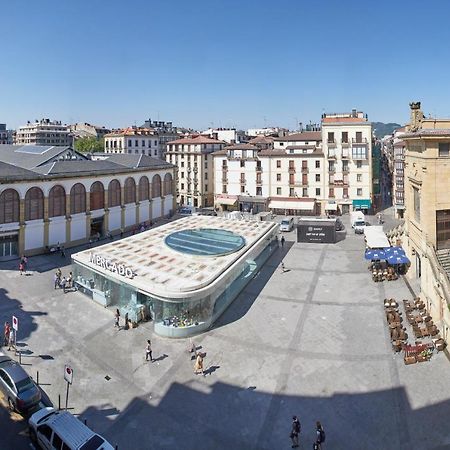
[[350, 211, 366, 234]]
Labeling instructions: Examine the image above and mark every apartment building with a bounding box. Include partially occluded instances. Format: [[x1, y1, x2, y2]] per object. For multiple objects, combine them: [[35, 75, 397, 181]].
[[141, 119, 182, 158], [0, 124, 12, 144], [393, 128, 407, 218], [202, 128, 246, 144], [104, 128, 159, 157], [166, 135, 225, 208], [15, 119, 71, 146], [321, 110, 373, 215], [70, 122, 111, 139], [401, 102, 450, 343]]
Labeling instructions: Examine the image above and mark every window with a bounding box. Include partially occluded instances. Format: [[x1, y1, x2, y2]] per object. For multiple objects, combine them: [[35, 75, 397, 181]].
[[328, 162, 335, 172], [138, 176, 150, 201], [181, 183, 184, 190], [315, 174, 320, 182], [205, 185, 208, 192], [342, 161, 349, 171], [164, 173, 173, 195], [181, 172, 184, 178], [222, 160, 227, 168], [357, 188, 363, 196], [240, 160, 245, 168], [277, 187, 282, 195], [181, 162, 184, 168], [152, 175, 161, 198], [413, 187, 420, 222], [256, 187, 262, 196], [316, 188, 320, 196], [241, 185, 245, 193], [135, 139, 138, 147], [204, 173, 208, 180], [341, 131, 348, 143], [142, 140, 145, 147], [48, 185, 66, 217], [352, 147, 367, 159], [356, 160, 362, 168], [66, 184, 85, 216], [343, 187, 348, 198], [328, 132, 334, 143], [204, 161, 208, 169], [439, 143, 449, 157], [222, 185, 227, 194], [25, 187, 44, 220], [302, 188, 308, 197], [128, 139, 132, 147], [277, 173, 281, 181], [240, 173, 245, 183], [52, 433, 63, 449], [108, 180, 121, 207], [315, 160, 320, 168], [0, 189, 19, 224], [329, 188, 334, 197], [357, 174, 362, 182], [436, 210, 450, 249], [279, 142, 284, 146], [289, 188, 295, 197], [289, 160, 295, 169], [37, 424, 53, 441], [124, 178, 136, 204], [276, 160, 281, 168], [355, 131, 362, 143]]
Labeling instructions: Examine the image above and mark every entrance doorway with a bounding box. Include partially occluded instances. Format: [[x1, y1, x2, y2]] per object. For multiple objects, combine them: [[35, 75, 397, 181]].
[[416, 253, 421, 278], [90, 217, 104, 238], [0, 234, 18, 259]]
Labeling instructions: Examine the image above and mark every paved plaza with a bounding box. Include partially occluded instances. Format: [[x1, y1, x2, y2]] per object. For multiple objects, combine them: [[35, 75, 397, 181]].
[[1, 214, 450, 450]]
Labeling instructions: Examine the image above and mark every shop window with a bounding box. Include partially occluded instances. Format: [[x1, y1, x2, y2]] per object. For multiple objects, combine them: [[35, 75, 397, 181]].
[[0, 189, 19, 224], [138, 176, 150, 201], [48, 185, 66, 217], [70, 183, 86, 214], [108, 179, 121, 207], [25, 187, 44, 220], [90, 182, 104, 211], [124, 178, 136, 204]]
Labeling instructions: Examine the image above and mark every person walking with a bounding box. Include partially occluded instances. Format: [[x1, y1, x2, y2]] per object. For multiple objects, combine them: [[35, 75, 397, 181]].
[[67, 272, 73, 289], [124, 313, 129, 330], [19, 261, 24, 275], [194, 352, 204, 375], [61, 245, 66, 258], [54, 271, 61, 289], [60, 277, 67, 293], [3, 322, 10, 347], [145, 340, 153, 362], [316, 421, 325, 448], [280, 261, 286, 273], [290, 416, 301, 448], [8, 327, 14, 351], [281, 236, 285, 248], [114, 309, 120, 328]]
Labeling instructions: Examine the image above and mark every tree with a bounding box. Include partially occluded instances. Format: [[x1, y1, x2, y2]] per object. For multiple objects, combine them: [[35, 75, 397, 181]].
[[74, 136, 104, 153]]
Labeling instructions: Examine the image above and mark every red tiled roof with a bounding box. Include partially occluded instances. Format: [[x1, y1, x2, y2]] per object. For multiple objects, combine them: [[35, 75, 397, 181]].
[[249, 136, 274, 144], [273, 131, 322, 142], [166, 135, 225, 145]]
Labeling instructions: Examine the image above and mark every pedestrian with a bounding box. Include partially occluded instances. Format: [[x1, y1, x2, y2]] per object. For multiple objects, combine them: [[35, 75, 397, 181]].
[[316, 421, 325, 447], [313, 442, 320, 450], [3, 322, 10, 347], [281, 236, 285, 248], [19, 261, 24, 275], [114, 308, 120, 328], [60, 277, 67, 293], [56, 242, 61, 253], [8, 327, 14, 351], [54, 272, 60, 289], [120, 229, 124, 239], [124, 313, 129, 330], [290, 416, 301, 448], [61, 245, 66, 257], [145, 339, 153, 362], [280, 261, 285, 273], [67, 272, 73, 289], [194, 352, 204, 375]]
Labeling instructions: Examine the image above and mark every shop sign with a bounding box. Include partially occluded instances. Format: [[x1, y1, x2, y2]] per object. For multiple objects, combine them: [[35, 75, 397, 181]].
[[89, 253, 134, 279]]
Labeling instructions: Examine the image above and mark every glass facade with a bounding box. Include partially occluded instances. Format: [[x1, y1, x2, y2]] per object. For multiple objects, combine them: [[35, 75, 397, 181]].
[[73, 227, 278, 337]]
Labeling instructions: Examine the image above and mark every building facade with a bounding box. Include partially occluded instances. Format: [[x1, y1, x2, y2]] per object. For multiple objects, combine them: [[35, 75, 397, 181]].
[[104, 128, 160, 157], [0, 145, 175, 259], [202, 128, 246, 144], [0, 124, 13, 144], [15, 119, 71, 146], [321, 110, 373, 214], [165, 135, 225, 208], [401, 102, 450, 344], [70, 122, 111, 139]]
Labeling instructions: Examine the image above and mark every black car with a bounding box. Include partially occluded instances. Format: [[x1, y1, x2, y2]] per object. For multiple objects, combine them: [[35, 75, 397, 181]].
[[0, 355, 41, 413]]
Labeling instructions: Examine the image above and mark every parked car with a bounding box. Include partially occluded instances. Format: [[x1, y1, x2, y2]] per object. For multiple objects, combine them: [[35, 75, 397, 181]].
[[193, 208, 217, 216], [178, 206, 196, 215], [29, 407, 114, 450], [279, 217, 295, 232], [0, 355, 41, 413]]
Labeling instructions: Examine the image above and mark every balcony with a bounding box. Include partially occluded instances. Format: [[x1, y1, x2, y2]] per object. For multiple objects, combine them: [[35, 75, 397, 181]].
[[327, 150, 336, 159], [342, 167, 349, 174], [240, 179, 246, 184], [222, 177, 228, 183], [351, 138, 368, 145], [341, 141, 350, 148], [301, 167, 309, 174], [342, 149, 349, 158], [255, 166, 263, 172], [328, 167, 336, 173], [288, 167, 296, 173], [327, 139, 337, 147], [256, 178, 263, 185], [342, 194, 349, 199]]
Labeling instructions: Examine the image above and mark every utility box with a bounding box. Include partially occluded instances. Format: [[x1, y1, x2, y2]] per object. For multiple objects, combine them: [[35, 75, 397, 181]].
[[297, 219, 337, 244]]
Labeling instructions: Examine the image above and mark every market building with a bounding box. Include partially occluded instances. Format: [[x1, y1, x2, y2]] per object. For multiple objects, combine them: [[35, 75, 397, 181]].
[[0, 145, 175, 259], [71, 215, 279, 337]]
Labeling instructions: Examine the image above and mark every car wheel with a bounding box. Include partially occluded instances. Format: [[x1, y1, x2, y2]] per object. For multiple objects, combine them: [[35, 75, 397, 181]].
[[8, 398, 15, 412]]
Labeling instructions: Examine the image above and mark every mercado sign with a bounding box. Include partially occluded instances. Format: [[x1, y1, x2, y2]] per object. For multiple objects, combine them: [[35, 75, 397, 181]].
[[89, 253, 134, 279]]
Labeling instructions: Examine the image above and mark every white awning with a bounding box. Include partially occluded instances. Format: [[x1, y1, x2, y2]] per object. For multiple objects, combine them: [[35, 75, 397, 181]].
[[364, 226, 390, 249], [269, 200, 315, 211], [216, 197, 237, 206], [325, 203, 338, 211]]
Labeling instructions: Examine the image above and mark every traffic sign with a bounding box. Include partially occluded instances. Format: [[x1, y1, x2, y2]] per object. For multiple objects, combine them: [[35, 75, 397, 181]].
[[64, 365, 73, 385], [12, 316, 18, 331]]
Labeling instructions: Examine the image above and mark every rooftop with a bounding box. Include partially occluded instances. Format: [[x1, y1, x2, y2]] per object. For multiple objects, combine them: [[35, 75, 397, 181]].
[[72, 216, 276, 298], [166, 135, 225, 146], [273, 131, 321, 142]]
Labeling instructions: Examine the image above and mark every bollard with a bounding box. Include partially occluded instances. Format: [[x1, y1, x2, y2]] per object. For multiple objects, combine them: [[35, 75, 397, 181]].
[[37, 371, 39, 386], [58, 394, 61, 411]]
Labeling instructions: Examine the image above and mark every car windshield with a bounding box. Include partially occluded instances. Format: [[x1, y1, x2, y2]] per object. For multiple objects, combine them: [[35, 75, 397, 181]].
[[15, 376, 35, 394], [79, 435, 105, 450], [355, 221, 365, 226], [281, 220, 289, 225]]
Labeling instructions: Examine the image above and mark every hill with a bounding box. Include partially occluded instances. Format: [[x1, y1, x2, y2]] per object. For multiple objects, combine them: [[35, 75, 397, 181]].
[[372, 122, 402, 138]]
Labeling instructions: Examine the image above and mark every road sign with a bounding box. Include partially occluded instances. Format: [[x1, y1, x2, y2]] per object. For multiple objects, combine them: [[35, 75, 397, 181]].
[[12, 316, 18, 331], [64, 365, 73, 385]]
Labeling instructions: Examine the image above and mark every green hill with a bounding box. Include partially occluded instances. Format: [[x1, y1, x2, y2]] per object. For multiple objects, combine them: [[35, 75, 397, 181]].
[[372, 122, 402, 138]]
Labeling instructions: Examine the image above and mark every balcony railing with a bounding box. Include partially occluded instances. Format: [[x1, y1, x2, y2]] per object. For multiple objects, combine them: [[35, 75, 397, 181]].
[[327, 151, 336, 159], [351, 138, 368, 145], [329, 167, 336, 173], [301, 167, 309, 174], [341, 141, 350, 147], [256, 179, 263, 185], [256, 166, 263, 172], [342, 149, 349, 158], [342, 167, 349, 174], [288, 167, 296, 173]]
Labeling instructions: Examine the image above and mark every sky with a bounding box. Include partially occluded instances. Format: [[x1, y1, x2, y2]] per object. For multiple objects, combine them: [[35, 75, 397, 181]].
[[2, 0, 450, 131]]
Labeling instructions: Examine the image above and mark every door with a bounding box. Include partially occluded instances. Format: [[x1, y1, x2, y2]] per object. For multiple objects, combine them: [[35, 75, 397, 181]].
[[0, 234, 18, 258]]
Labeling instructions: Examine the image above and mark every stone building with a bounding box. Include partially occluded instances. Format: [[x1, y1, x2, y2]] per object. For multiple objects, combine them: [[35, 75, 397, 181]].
[[15, 119, 71, 146]]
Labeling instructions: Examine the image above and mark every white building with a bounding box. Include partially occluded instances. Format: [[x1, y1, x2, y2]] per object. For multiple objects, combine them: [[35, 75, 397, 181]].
[[0, 124, 12, 144], [321, 110, 373, 214], [201, 128, 246, 144], [70, 122, 111, 139], [165, 135, 225, 208], [15, 119, 71, 146], [0, 145, 175, 259], [247, 127, 287, 137], [104, 128, 160, 157]]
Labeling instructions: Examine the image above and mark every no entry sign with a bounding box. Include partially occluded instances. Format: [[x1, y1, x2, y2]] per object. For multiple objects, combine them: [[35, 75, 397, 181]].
[[64, 365, 73, 384], [12, 316, 18, 331]]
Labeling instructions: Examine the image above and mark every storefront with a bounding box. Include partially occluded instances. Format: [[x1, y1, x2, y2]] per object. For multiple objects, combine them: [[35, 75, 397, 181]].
[[268, 199, 317, 216], [353, 199, 372, 213], [72, 216, 278, 338]]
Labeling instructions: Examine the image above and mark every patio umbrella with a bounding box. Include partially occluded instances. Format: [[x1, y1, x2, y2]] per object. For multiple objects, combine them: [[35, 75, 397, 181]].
[[384, 246, 406, 258], [387, 253, 410, 265], [365, 249, 386, 260]]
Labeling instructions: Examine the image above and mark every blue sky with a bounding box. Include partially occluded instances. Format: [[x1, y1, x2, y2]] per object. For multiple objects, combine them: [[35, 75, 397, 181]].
[[1, 0, 450, 130]]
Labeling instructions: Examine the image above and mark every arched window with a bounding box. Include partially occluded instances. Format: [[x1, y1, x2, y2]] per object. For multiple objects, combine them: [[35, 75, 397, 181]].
[[124, 177, 136, 204], [108, 179, 121, 207], [48, 185, 66, 218], [25, 187, 44, 221], [70, 183, 86, 214], [152, 175, 161, 198], [90, 181, 104, 210], [0, 189, 20, 224], [138, 176, 149, 201], [164, 173, 173, 196]]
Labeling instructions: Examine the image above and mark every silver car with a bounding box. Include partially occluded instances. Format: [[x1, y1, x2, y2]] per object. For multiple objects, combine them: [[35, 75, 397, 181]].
[[0, 354, 41, 413]]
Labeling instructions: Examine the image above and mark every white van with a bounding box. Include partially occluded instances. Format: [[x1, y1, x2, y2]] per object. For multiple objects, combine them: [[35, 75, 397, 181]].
[[350, 211, 366, 234], [279, 217, 295, 232], [29, 407, 114, 450]]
